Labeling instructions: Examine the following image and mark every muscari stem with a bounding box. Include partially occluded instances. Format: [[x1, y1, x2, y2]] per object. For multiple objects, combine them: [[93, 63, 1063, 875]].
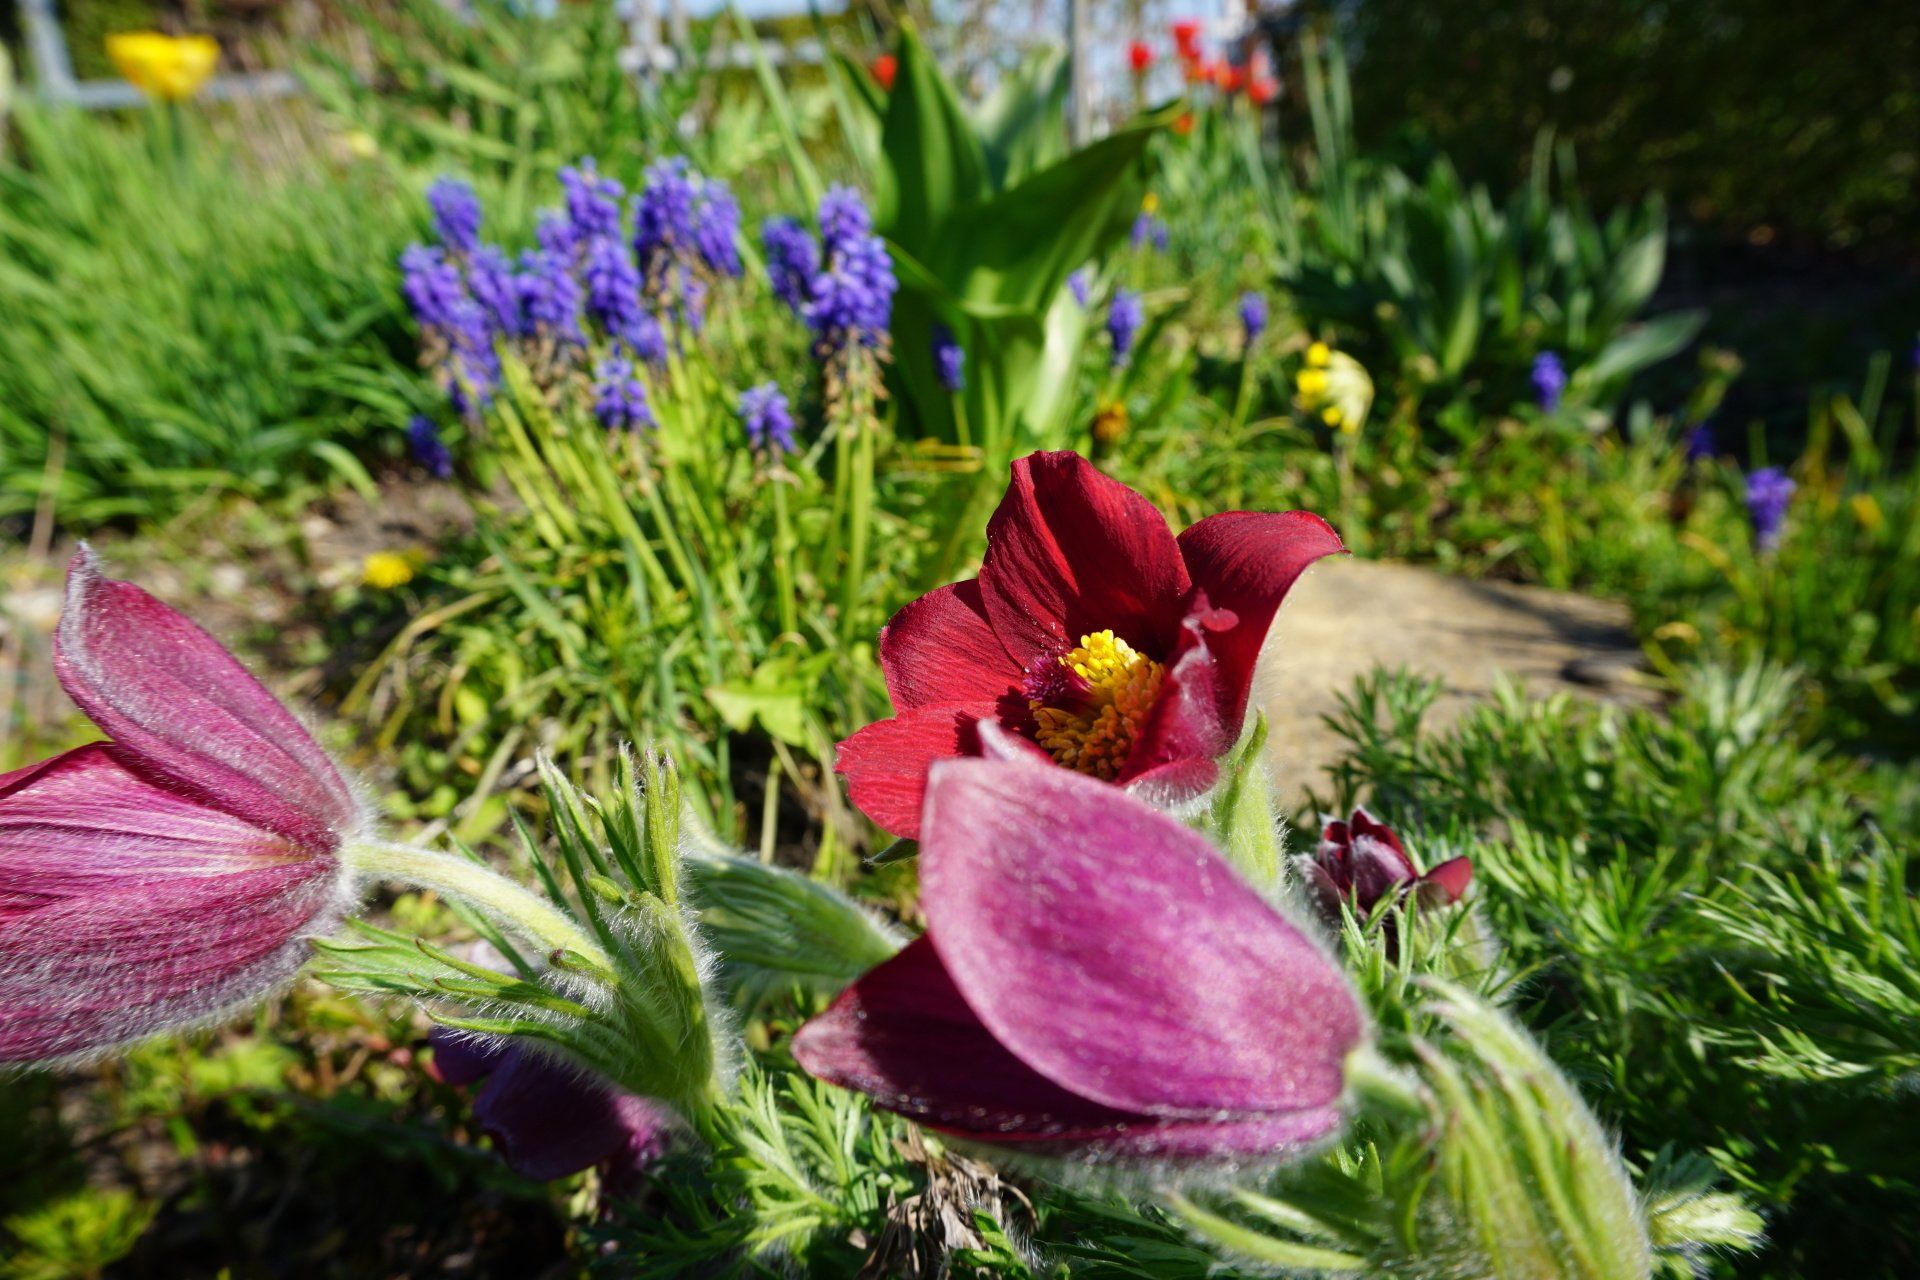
[[342, 841, 611, 970]]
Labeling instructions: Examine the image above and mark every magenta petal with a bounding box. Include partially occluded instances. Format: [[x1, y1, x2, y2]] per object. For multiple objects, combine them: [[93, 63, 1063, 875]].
[[0, 870, 343, 1063], [54, 548, 359, 852], [835, 704, 991, 839], [791, 937, 1152, 1136], [978, 453, 1191, 667], [919, 758, 1364, 1119], [879, 580, 1022, 711], [470, 1045, 675, 1182], [1177, 510, 1346, 729], [942, 1104, 1345, 1163]]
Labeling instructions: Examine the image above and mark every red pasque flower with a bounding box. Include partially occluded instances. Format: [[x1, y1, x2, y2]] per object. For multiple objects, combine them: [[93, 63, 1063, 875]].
[[1, 548, 363, 1064], [794, 749, 1364, 1162], [1299, 807, 1473, 921], [835, 451, 1343, 838], [870, 53, 897, 92], [1171, 19, 1203, 61], [1128, 40, 1154, 74]]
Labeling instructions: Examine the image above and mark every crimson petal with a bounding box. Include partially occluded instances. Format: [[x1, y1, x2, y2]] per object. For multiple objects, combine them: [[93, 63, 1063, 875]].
[[878, 580, 1021, 712], [835, 703, 992, 839], [978, 453, 1190, 667], [54, 547, 360, 853], [1177, 510, 1346, 729], [919, 757, 1364, 1119]]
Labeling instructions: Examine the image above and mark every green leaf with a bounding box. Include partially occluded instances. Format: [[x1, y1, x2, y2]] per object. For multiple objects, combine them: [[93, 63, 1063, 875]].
[[876, 26, 991, 264]]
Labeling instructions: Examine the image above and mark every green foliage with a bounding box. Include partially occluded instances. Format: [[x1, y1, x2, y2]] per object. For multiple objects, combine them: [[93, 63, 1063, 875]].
[[0, 105, 421, 525], [2, 1188, 154, 1280]]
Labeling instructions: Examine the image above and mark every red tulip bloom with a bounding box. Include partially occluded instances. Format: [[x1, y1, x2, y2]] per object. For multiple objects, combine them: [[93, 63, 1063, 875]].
[[1171, 19, 1203, 61], [0, 549, 363, 1064], [1218, 62, 1247, 94], [1172, 110, 1197, 136], [1300, 808, 1473, 921], [870, 53, 897, 92], [836, 451, 1343, 838], [1127, 40, 1154, 75], [794, 751, 1364, 1161], [1248, 75, 1279, 106], [1185, 57, 1217, 87]]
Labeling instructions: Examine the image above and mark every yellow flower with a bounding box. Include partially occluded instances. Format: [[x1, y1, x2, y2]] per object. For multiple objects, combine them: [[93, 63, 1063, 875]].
[[1296, 368, 1330, 396], [1850, 492, 1885, 534], [1141, 192, 1161, 215], [362, 552, 417, 590], [107, 32, 219, 103], [1322, 406, 1344, 427], [1306, 341, 1332, 368], [1295, 347, 1375, 437], [343, 130, 379, 160]]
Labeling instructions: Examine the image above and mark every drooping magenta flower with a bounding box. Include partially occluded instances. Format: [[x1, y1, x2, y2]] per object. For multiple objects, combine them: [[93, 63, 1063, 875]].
[[794, 750, 1365, 1160], [1299, 808, 1472, 925], [428, 1028, 675, 1186], [0, 550, 364, 1064], [836, 451, 1343, 838]]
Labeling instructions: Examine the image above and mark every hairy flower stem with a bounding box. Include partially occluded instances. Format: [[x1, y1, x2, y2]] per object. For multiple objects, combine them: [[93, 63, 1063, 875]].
[[1345, 1044, 1427, 1120], [343, 841, 610, 968]]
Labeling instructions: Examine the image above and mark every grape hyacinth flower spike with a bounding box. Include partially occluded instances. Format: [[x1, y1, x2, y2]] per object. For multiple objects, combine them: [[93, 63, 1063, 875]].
[[426, 177, 483, 256], [1, 549, 365, 1064], [1239, 292, 1268, 347], [794, 746, 1366, 1161], [836, 450, 1343, 838], [1531, 350, 1567, 412], [738, 382, 796, 455], [932, 325, 966, 393], [1106, 289, 1144, 369], [1745, 466, 1796, 552]]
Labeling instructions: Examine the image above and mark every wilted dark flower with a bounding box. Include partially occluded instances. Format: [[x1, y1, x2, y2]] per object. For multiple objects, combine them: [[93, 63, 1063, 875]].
[[1239, 291, 1268, 346], [1531, 350, 1567, 412], [406, 415, 454, 480], [429, 1028, 674, 1186], [427, 177, 483, 256], [593, 354, 653, 432], [559, 159, 625, 243], [738, 382, 796, 454], [932, 325, 965, 392], [1299, 808, 1472, 926], [763, 216, 819, 314], [1745, 466, 1795, 551], [1106, 289, 1143, 368]]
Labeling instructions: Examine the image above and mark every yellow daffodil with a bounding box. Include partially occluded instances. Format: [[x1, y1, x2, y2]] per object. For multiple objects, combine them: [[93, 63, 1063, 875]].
[[106, 32, 219, 103], [362, 552, 418, 590]]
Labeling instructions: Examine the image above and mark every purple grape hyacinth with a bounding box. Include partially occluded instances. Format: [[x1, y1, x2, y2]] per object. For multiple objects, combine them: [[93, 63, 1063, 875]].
[[1239, 291, 1269, 346], [406, 415, 454, 479], [559, 160, 625, 243], [738, 382, 797, 454], [1531, 350, 1567, 412], [1745, 466, 1796, 551], [399, 245, 467, 334], [1106, 288, 1144, 369], [517, 249, 584, 347], [932, 325, 965, 392], [593, 355, 654, 432], [427, 177, 483, 256], [763, 216, 819, 315], [1131, 211, 1169, 252], [1067, 267, 1093, 308], [803, 186, 895, 354], [1684, 422, 1716, 463]]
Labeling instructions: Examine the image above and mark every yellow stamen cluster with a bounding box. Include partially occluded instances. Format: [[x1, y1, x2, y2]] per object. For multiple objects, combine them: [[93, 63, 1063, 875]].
[[1029, 630, 1165, 780]]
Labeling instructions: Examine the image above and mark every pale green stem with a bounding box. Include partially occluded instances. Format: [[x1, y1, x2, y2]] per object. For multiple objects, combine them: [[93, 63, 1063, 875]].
[[343, 841, 610, 969]]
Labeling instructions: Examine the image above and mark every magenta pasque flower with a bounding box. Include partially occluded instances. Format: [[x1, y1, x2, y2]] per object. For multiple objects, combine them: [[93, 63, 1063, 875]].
[[428, 1028, 675, 1186], [794, 743, 1365, 1161], [0, 549, 363, 1064], [835, 451, 1343, 838], [1300, 808, 1472, 922]]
